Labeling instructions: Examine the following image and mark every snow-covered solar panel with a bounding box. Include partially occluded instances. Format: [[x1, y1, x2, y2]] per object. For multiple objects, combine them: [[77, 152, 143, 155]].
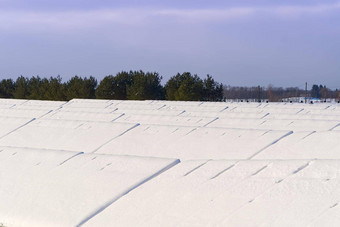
[[113, 114, 218, 127], [255, 131, 340, 159], [42, 109, 124, 122], [178, 110, 267, 118], [60, 106, 116, 113], [5, 100, 66, 111], [208, 118, 267, 129], [95, 125, 196, 157], [95, 125, 292, 160], [309, 203, 340, 227], [0, 108, 53, 119], [0, 119, 138, 152], [0, 103, 15, 109], [167, 128, 291, 160], [263, 112, 340, 121], [83, 159, 340, 226], [0, 98, 28, 106], [63, 99, 115, 109], [0, 147, 179, 227], [208, 118, 340, 131], [114, 101, 166, 110], [163, 105, 228, 113], [115, 109, 185, 116], [0, 116, 35, 138], [20, 100, 66, 107], [218, 160, 340, 227], [0, 99, 339, 226]]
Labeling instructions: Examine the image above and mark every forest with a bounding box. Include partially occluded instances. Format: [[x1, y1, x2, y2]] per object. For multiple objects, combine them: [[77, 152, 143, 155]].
[[0, 71, 339, 101]]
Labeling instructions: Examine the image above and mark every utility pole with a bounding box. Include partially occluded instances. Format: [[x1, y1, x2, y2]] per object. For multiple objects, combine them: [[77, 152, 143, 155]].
[[305, 82, 307, 103]]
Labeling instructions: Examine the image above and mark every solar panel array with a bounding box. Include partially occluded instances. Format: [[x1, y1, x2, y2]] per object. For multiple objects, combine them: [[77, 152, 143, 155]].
[[0, 98, 339, 226]]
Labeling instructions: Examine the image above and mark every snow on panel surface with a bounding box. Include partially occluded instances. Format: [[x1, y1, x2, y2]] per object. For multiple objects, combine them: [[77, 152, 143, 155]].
[[95, 125, 196, 158], [254, 131, 340, 159], [0, 147, 179, 227], [95, 124, 292, 160], [0, 98, 28, 108], [63, 99, 114, 109], [162, 104, 228, 113], [206, 118, 266, 129], [168, 127, 292, 160], [85, 159, 340, 227], [0, 147, 79, 226], [115, 109, 185, 116], [0, 119, 138, 152], [309, 203, 340, 227], [113, 100, 167, 111], [265, 113, 340, 121], [219, 160, 340, 227], [60, 99, 126, 113], [114, 114, 217, 127], [209, 118, 340, 131], [332, 124, 340, 131], [0, 108, 53, 118], [257, 119, 340, 131], [10, 100, 66, 111], [20, 100, 66, 108], [0, 116, 34, 138], [42, 109, 124, 122], [0, 103, 16, 109], [0, 99, 340, 226]]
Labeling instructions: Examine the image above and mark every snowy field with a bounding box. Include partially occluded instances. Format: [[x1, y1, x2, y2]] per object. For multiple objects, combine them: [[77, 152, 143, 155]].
[[0, 98, 339, 226]]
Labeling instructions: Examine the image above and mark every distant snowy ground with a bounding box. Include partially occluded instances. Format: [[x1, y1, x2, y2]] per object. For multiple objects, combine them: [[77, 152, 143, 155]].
[[0, 99, 339, 226]]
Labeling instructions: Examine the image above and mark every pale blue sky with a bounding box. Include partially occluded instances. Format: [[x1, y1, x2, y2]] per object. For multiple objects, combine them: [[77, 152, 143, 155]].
[[1, 0, 340, 88]]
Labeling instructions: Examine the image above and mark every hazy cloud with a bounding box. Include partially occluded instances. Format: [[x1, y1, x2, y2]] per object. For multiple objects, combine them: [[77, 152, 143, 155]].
[[1, 2, 340, 32], [1, 1, 339, 87], [156, 2, 340, 21]]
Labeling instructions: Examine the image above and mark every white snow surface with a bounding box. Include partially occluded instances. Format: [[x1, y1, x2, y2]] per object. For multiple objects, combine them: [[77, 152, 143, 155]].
[[0, 98, 339, 226], [0, 147, 178, 227]]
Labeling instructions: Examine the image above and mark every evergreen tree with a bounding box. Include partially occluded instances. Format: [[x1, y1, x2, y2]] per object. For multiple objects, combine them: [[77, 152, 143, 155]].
[[65, 76, 97, 100], [0, 79, 15, 98], [165, 72, 204, 101], [202, 75, 223, 101], [176, 74, 203, 101], [27, 76, 43, 100], [96, 72, 133, 100], [127, 71, 164, 100], [44, 76, 66, 100], [311, 84, 323, 98], [13, 76, 30, 99]]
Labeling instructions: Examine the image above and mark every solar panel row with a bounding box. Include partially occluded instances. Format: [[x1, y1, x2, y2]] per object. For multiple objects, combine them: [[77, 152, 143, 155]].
[[0, 98, 339, 226]]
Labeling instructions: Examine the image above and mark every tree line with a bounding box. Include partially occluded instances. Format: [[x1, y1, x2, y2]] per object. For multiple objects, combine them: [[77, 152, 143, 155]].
[[224, 84, 340, 102], [0, 71, 223, 101], [1, 71, 339, 102]]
